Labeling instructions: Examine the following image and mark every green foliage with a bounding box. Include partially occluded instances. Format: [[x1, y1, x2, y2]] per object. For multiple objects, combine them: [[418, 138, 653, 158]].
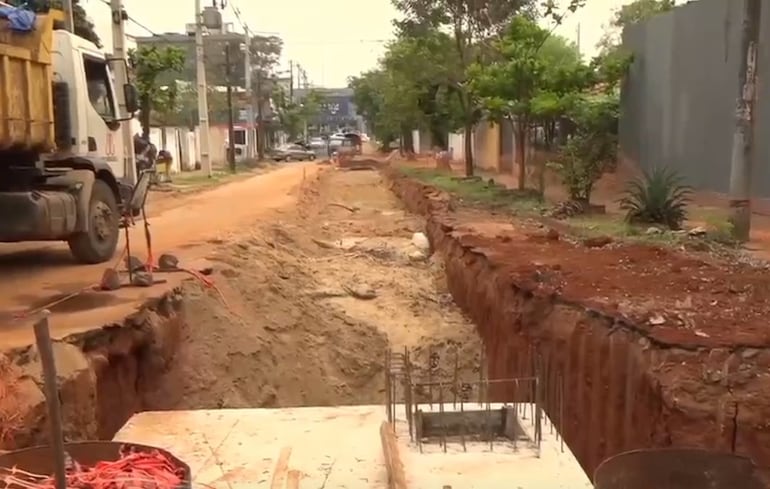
[[272, 88, 325, 140], [128, 46, 185, 137], [619, 167, 692, 230], [598, 0, 676, 52], [350, 31, 464, 150], [551, 95, 621, 203], [399, 167, 542, 213], [22, 0, 100, 47]]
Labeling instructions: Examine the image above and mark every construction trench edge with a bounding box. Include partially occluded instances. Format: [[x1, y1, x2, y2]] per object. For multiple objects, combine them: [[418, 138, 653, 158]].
[[2, 290, 184, 448], [3, 164, 769, 483], [383, 166, 770, 479]]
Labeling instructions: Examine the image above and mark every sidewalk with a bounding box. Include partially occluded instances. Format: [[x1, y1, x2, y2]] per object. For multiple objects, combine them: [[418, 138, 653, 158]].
[[408, 158, 770, 261]]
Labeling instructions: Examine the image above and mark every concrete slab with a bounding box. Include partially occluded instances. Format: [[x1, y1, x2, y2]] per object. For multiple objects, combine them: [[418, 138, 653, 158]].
[[397, 403, 593, 488], [115, 406, 390, 489], [116, 403, 591, 489]]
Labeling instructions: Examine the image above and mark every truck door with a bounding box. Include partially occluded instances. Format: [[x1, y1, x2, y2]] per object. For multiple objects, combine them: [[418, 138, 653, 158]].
[[82, 54, 125, 180]]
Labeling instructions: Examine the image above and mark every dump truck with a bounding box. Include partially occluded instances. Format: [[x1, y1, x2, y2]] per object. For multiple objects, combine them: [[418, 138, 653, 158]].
[[0, 7, 141, 264]]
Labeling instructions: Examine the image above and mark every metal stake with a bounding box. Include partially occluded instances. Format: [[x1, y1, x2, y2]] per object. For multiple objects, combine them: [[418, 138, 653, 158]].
[[33, 312, 67, 489]]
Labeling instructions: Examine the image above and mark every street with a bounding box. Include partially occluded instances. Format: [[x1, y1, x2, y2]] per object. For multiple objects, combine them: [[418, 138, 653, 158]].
[[0, 162, 318, 348]]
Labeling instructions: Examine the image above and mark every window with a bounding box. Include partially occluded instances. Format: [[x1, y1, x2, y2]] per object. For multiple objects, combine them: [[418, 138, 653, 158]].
[[83, 56, 116, 121], [233, 130, 246, 145]]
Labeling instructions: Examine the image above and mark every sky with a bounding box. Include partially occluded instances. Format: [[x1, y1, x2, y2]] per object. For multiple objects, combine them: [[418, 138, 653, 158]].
[[82, 0, 645, 88]]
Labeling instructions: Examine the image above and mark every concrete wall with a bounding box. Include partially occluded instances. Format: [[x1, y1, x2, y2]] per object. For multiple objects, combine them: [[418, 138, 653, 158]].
[[474, 121, 501, 171], [620, 0, 770, 197], [144, 125, 232, 172]]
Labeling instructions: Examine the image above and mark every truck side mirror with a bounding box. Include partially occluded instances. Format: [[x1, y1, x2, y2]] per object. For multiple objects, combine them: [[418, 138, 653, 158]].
[[124, 84, 139, 114]]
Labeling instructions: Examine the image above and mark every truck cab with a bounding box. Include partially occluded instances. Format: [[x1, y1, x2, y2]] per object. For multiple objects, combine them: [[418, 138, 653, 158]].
[[51, 30, 130, 181], [0, 10, 140, 264]]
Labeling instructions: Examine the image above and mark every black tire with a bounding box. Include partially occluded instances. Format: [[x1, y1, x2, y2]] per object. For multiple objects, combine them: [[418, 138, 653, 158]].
[[68, 179, 120, 264]]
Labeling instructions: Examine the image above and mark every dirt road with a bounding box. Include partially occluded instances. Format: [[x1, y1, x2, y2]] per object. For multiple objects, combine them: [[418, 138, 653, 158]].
[[0, 162, 318, 346]]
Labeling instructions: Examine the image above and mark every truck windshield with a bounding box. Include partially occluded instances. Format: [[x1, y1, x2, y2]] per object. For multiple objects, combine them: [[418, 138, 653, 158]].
[[83, 56, 117, 121]]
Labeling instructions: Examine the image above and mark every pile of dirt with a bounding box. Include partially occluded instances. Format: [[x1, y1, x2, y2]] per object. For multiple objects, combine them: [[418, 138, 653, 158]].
[[144, 169, 482, 411]]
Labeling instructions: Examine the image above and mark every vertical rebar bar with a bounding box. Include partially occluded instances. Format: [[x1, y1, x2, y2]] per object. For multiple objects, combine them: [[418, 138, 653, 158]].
[[428, 345, 434, 409], [385, 349, 392, 423], [453, 351, 459, 409], [405, 348, 413, 440], [535, 376, 543, 458], [485, 379, 493, 451], [478, 346, 485, 406], [512, 378, 518, 451], [459, 397, 466, 452], [438, 382, 447, 453], [559, 373, 565, 453]]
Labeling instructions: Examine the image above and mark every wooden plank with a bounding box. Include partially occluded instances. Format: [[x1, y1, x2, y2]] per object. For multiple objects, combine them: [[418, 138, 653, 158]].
[[285, 469, 301, 489], [380, 421, 407, 489], [269, 446, 292, 489]]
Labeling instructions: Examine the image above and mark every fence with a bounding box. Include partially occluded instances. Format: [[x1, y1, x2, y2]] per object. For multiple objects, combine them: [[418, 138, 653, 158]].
[[620, 0, 770, 198]]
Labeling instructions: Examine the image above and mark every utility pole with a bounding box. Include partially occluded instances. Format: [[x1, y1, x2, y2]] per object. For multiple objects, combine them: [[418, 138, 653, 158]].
[[194, 0, 212, 177], [728, 0, 762, 242], [225, 43, 236, 172], [289, 60, 294, 102], [243, 27, 255, 160], [256, 69, 264, 160], [62, 0, 74, 32], [110, 0, 136, 185]]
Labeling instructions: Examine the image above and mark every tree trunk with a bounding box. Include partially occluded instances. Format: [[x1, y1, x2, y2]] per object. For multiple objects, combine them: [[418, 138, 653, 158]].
[[463, 121, 474, 177], [515, 119, 527, 190], [402, 128, 415, 154], [140, 94, 152, 139]]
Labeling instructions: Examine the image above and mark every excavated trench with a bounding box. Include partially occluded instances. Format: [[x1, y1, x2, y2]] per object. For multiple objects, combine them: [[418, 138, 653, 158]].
[[0, 167, 482, 449], [385, 167, 770, 478], [5, 165, 769, 483], [0, 291, 184, 448]]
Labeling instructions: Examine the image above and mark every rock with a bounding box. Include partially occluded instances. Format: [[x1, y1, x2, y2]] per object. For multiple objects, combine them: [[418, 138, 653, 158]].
[[125, 255, 144, 272], [158, 253, 179, 271], [99, 268, 121, 291], [408, 249, 428, 261], [344, 283, 377, 300], [583, 236, 613, 248], [688, 226, 708, 237], [131, 272, 154, 287], [645, 226, 663, 235], [742, 348, 760, 360], [545, 228, 560, 241], [411, 232, 430, 251], [649, 314, 666, 325]]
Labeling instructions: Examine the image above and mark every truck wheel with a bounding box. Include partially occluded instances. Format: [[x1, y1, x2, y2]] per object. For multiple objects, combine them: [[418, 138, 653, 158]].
[[68, 180, 120, 264]]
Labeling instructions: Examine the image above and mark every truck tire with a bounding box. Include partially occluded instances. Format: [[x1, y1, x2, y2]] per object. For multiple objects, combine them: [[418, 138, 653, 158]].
[[67, 180, 120, 264]]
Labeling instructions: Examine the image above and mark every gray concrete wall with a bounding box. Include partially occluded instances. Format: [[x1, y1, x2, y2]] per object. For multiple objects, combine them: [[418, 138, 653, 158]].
[[620, 0, 770, 197]]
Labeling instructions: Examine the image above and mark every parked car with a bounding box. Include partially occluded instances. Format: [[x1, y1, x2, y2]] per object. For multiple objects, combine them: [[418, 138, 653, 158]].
[[271, 143, 316, 162]]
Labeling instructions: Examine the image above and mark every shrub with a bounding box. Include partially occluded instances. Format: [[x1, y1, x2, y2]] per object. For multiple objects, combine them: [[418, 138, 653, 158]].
[[619, 167, 692, 230]]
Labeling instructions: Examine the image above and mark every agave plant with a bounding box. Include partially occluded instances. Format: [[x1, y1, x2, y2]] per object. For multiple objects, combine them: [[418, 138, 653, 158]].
[[618, 167, 692, 230]]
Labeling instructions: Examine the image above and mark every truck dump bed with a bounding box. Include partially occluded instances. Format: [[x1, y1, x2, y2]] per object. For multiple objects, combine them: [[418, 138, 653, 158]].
[[0, 9, 59, 152]]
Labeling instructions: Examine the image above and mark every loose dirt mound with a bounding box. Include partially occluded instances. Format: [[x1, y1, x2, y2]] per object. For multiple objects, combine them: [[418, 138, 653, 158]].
[[144, 169, 481, 410]]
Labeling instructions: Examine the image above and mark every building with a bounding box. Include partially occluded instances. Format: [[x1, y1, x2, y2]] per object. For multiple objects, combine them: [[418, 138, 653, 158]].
[[294, 87, 363, 134]]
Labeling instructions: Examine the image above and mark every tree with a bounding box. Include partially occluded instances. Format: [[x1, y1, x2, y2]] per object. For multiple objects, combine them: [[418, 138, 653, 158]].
[[598, 0, 676, 52], [392, 0, 585, 176], [128, 46, 186, 137], [469, 18, 592, 192], [273, 88, 324, 141], [22, 0, 101, 47]]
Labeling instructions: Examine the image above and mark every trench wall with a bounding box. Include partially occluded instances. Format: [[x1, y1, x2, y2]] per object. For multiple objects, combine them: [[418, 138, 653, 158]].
[[385, 168, 770, 478], [2, 290, 185, 449]]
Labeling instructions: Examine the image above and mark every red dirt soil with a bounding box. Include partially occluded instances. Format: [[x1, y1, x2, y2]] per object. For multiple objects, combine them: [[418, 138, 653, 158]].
[[386, 167, 770, 480]]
